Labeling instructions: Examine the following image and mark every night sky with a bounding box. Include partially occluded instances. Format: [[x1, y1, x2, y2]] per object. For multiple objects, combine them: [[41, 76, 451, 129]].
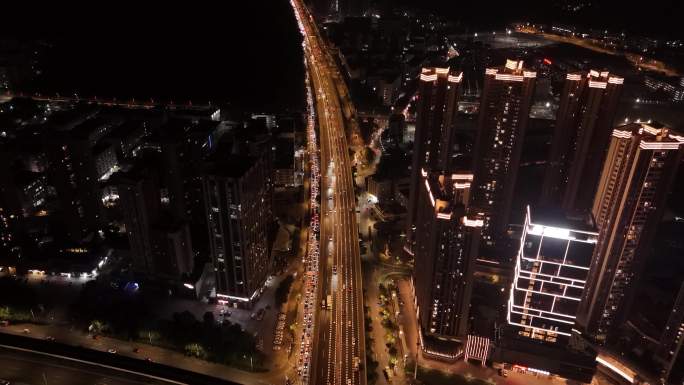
[[7, 1, 306, 112], [3, 0, 682, 113]]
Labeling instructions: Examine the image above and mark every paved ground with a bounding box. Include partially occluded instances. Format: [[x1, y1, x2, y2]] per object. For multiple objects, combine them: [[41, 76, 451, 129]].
[[0, 197, 310, 385], [150, 271, 285, 355], [0, 322, 277, 385], [0, 346, 170, 385], [364, 265, 410, 385]]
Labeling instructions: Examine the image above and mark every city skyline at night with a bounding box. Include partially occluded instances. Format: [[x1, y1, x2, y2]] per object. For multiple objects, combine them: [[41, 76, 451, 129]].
[[0, 1, 683, 385]]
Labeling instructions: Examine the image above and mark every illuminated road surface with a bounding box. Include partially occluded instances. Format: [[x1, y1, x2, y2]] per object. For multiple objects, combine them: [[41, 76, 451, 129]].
[[291, 1, 365, 385]]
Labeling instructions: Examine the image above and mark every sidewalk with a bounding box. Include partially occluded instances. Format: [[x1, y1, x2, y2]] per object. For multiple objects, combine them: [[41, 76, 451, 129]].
[[0, 322, 278, 385], [364, 265, 405, 384]]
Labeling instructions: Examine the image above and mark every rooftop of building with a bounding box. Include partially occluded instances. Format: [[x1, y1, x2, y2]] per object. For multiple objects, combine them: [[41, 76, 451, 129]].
[[204, 150, 259, 179], [492, 326, 596, 382], [614, 121, 684, 144], [150, 219, 189, 233], [565, 69, 624, 85], [419, 66, 463, 82], [108, 153, 158, 184], [71, 116, 122, 139], [486, 59, 537, 79], [46, 104, 100, 129], [13, 169, 44, 186], [424, 171, 471, 217], [151, 118, 192, 141], [169, 106, 220, 119], [109, 119, 145, 139], [527, 205, 597, 233], [92, 140, 114, 155]]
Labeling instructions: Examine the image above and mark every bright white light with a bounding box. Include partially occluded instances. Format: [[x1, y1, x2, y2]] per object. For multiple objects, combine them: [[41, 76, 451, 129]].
[[184, 283, 195, 289], [543, 226, 570, 239], [367, 194, 379, 204], [596, 356, 635, 383]]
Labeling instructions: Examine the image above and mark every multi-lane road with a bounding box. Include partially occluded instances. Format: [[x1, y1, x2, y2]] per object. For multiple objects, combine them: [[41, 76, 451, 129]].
[[290, 1, 365, 385]]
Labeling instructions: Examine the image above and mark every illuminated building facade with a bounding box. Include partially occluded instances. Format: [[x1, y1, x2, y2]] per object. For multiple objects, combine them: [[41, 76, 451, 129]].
[[0, 148, 24, 252], [407, 67, 463, 254], [578, 123, 684, 342], [472, 59, 536, 249], [542, 70, 624, 213], [203, 153, 272, 307], [493, 206, 598, 382], [508, 206, 597, 342], [413, 171, 480, 346], [48, 116, 121, 241]]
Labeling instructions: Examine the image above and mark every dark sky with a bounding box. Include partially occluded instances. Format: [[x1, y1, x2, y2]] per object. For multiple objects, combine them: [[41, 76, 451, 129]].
[[3, 0, 682, 113], [6, 1, 306, 112]]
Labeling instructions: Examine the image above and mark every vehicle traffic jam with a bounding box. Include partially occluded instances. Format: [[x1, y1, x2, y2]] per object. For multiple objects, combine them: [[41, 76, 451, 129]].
[[295, 43, 322, 384]]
